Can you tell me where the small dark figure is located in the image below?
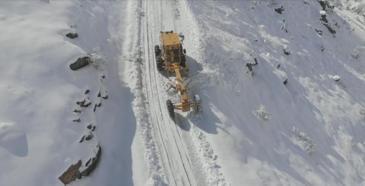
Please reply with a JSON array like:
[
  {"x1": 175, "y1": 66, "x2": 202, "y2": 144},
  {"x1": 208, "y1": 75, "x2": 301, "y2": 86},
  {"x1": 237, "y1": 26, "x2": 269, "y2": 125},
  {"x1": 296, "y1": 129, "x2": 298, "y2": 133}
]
[{"x1": 274, "y1": 6, "x2": 285, "y2": 14}]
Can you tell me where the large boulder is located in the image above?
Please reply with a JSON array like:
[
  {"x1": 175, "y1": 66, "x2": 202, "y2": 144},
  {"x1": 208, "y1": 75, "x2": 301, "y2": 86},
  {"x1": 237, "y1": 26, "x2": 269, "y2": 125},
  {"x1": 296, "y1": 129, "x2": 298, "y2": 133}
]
[{"x1": 69, "y1": 56, "x2": 91, "y2": 71}]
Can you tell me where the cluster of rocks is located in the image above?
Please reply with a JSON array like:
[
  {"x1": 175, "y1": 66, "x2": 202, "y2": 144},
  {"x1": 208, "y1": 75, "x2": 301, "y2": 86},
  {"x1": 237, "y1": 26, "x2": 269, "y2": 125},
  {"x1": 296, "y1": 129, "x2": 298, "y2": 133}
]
[{"x1": 60, "y1": 41, "x2": 110, "y2": 184}]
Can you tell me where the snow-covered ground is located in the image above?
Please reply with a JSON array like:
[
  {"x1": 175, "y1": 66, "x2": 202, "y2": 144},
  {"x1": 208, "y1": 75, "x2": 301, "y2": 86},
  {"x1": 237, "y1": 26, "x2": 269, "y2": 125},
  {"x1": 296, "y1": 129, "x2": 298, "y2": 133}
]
[
  {"x1": 186, "y1": 0, "x2": 365, "y2": 185},
  {"x1": 0, "y1": 1, "x2": 139, "y2": 185},
  {"x1": 1, "y1": 0, "x2": 365, "y2": 185}
]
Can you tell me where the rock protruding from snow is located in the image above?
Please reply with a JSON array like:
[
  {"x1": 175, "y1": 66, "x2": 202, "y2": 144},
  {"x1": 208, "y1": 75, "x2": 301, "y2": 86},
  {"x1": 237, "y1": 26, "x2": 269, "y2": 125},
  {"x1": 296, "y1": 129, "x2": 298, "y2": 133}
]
[
  {"x1": 66, "y1": 32, "x2": 78, "y2": 39},
  {"x1": 58, "y1": 160, "x2": 82, "y2": 185},
  {"x1": 291, "y1": 127, "x2": 316, "y2": 155},
  {"x1": 70, "y1": 56, "x2": 91, "y2": 71},
  {"x1": 254, "y1": 105, "x2": 271, "y2": 121},
  {"x1": 329, "y1": 74, "x2": 341, "y2": 81}
]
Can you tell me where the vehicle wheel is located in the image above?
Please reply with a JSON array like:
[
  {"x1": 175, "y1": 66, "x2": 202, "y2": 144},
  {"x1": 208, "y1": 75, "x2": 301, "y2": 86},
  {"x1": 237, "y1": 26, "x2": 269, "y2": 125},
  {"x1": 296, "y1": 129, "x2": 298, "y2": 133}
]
[
  {"x1": 157, "y1": 57, "x2": 164, "y2": 71},
  {"x1": 180, "y1": 55, "x2": 186, "y2": 67},
  {"x1": 157, "y1": 62, "x2": 164, "y2": 72},
  {"x1": 166, "y1": 100, "x2": 175, "y2": 120},
  {"x1": 155, "y1": 45, "x2": 161, "y2": 56}
]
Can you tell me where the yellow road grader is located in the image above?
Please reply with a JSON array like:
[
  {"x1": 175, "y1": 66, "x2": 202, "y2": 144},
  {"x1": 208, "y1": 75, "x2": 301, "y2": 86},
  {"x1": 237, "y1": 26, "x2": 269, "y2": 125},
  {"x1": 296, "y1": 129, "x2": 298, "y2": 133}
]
[{"x1": 155, "y1": 31, "x2": 200, "y2": 120}]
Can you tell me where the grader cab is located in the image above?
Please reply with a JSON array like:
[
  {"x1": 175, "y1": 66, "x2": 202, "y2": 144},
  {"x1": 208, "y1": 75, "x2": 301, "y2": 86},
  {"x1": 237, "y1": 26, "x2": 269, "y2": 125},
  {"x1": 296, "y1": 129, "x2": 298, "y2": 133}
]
[
  {"x1": 155, "y1": 31, "x2": 187, "y2": 75},
  {"x1": 155, "y1": 31, "x2": 200, "y2": 121}
]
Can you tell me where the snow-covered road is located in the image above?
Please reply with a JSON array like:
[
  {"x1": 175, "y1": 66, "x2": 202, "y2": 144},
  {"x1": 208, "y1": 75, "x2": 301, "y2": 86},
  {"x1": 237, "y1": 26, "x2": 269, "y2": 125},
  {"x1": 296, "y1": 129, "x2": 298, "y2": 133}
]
[{"x1": 140, "y1": 0, "x2": 201, "y2": 185}]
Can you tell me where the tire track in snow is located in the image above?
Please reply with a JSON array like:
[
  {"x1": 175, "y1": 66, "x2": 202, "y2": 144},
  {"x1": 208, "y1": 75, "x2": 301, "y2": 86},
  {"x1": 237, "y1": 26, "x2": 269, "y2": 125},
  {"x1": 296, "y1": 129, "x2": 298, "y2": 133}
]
[{"x1": 122, "y1": 0, "x2": 168, "y2": 184}]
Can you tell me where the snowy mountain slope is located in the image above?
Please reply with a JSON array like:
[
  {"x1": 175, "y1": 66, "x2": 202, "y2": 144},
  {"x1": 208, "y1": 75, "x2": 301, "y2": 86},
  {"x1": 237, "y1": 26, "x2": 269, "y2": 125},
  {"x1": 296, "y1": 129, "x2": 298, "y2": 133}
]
[
  {"x1": 1, "y1": 0, "x2": 365, "y2": 185},
  {"x1": 185, "y1": 0, "x2": 365, "y2": 185},
  {"x1": 0, "y1": 1, "x2": 140, "y2": 186}
]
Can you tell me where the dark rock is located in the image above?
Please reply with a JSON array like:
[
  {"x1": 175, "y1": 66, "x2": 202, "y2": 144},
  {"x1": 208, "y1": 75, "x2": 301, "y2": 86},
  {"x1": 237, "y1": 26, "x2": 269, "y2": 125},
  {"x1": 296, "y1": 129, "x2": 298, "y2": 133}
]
[
  {"x1": 77, "y1": 99, "x2": 91, "y2": 107},
  {"x1": 80, "y1": 101, "x2": 91, "y2": 108},
  {"x1": 318, "y1": 0, "x2": 333, "y2": 10},
  {"x1": 246, "y1": 59, "x2": 258, "y2": 72},
  {"x1": 102, "y1": 95, "x2": 109, "y2": 100},
  {"x1": 87, "y1": 124, "x2": 92, "y2": 130},
  {"x1": 79, "y1": 136, "x2": 85, "y2": 143},
  {"x1": 93, "y1": 102, "x2": 102, "y2": 112},
  {"x1": 73, "y1": 109, "x2": 81, "y2": 113},
  {"x1": 84, "y1": 89, "x2": 90, "y2": 94},
  {"x1": 66, "y1": 32, "x2": 78, "y2": 39},
  {"x1": 70, "y1": 56, "x2": 91, "y2": 71},
  {"x1": 319, "y1": 0, "x2": 326, "y2": 10},
  {"x1": 73, "y1": 118, "x2": 81, "y2": 123},
  {"x1": 321, "y1": 46, "x2": 325, "y2": 52},
  {"x1": 274, "y1": 6, "x2": 284, "y2": 14},
  {"x1": 58, "y1": 160, "x2": 82, "y2": 185},
  {"x1": 97, "y1": 92, "x2": 101, "y2": 97},
  {"x1": 320, "y1": 14, "x2": 328, "y2": 23},
  {"x1": 283, "y1": 79, "x2": 288, "y2": 85},
  {"x1": 85, "y1": 158, "x2": 92, "y2": 167},
  {"x1": 80, "y1": 144, "x2": 102, "y2": 177},
  {"x1": 91, "y1": 126, "x2": 96, "y2": 131},
  {"x1": 85, "y1": 132, "x2": 93, "y2": 141},
  {"x1": 315, "y1": 29, "x2": 323, "y2": 35},
  {"x1": 283, "y1": 49, "x2": 290, "y2": 55},
  {"x1": 76, "y1": 100, "x2": 85, "y2": 106}
]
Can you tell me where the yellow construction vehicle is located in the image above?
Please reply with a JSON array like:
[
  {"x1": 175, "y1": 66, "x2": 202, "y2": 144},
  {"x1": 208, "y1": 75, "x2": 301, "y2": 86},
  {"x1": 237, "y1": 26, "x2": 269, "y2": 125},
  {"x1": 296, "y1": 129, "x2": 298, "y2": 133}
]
[
  {"x1": 155, "y1": 31, "x2": 200, "y2": 120},
  {"x1": 155, "y1": 31, "x2": 188, "y2": 75}
]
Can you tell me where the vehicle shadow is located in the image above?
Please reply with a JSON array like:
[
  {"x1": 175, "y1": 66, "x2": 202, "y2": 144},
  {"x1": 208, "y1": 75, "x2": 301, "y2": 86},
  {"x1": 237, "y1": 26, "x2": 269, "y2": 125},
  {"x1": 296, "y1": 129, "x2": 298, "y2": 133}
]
[{"x1": 174, "y1": 113, "x2": 191, "y2": 131}]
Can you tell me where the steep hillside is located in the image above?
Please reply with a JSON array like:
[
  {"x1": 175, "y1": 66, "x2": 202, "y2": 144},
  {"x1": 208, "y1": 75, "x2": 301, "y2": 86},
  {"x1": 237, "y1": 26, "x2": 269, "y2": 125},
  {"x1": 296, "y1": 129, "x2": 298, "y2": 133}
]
[
  {"x1": 186, "y1": 0, "x2": 365, "y2": 185},
  {"x1": 0, "y1": 1, "x2": 140, "y2": 185}
]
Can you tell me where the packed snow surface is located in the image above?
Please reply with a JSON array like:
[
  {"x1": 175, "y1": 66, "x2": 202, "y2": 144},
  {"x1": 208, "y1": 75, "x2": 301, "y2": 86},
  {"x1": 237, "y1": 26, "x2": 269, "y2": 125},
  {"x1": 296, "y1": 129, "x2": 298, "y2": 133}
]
[{"x1": 0, "y1": 0, "x2": 365, "y2": 186}]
